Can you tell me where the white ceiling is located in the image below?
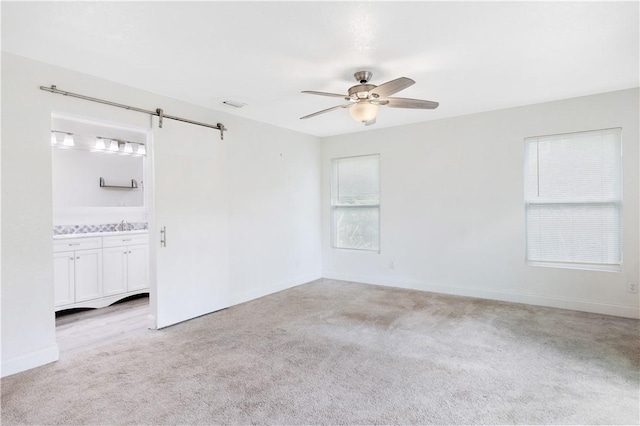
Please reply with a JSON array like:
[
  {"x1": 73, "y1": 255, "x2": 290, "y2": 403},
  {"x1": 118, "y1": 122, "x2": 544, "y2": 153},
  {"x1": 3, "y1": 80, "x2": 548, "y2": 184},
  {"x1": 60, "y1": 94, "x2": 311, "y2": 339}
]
[{"x1": 2, "y1": 1, "x2": 638, "y2": 137}]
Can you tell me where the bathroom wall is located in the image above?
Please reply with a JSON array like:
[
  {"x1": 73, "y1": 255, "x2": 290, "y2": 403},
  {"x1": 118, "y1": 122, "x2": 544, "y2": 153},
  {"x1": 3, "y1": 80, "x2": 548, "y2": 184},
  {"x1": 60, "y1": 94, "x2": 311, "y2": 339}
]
[
  {"x1": 51, "y1": 116, "x2": 147, "y2": 225},
  {"x1": 52, "y1": 149, "x2": 143, "y2": 206}
]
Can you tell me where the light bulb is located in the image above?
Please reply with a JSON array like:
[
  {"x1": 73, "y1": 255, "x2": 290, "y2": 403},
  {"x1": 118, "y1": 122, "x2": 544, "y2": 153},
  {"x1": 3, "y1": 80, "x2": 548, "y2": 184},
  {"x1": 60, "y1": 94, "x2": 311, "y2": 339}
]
[
  {"x1": 349, "y1": 102, "x2": 379, "y2": 123},
  {"x1": 95, "y1": 138, "x2": 106, "y2": 150},
  {"x1": 63, "y1": 134, "x2": 75, "y2": 147},
  {"x1": 136, "y1": 144, "x2": 146, "y2": 155},
  {"x1": 50, "y1": 133, "x2": 58, "y2": 146},
  {"x1": 124, "y1": 143, "x2": 133, "y2": 154},
  {"x1": 109, "y1": 140, "x2": 120, "y2": 152}
]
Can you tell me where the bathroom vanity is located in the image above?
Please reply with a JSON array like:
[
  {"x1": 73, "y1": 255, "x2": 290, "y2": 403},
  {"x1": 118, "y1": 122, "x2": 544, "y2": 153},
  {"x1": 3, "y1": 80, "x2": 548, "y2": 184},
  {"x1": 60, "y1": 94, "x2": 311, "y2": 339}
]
[{"x1": 53, "y1": 230, "x2": 149, "y2": 311}]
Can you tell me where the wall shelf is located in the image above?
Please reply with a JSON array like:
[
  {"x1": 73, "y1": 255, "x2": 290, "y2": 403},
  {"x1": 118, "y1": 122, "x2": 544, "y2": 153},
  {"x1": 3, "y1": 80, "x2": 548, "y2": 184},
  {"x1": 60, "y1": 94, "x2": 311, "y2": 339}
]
[{"x1": 99, "y1": 177, "x2": 138, "y2": 189}]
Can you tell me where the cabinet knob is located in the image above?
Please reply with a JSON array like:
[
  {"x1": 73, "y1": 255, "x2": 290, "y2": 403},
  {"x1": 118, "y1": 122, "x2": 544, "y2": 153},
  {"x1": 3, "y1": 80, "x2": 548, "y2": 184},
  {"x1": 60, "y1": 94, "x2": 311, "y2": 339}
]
[
  {"x1": 70, "y1": 257, "x2": 74, "y2": 260},
  {"x1": 76, "y1": 256, "x2": 80, "y2": 259},
  {"x1": 128, "y1": 251, "x2": 132, "y2": 254}
]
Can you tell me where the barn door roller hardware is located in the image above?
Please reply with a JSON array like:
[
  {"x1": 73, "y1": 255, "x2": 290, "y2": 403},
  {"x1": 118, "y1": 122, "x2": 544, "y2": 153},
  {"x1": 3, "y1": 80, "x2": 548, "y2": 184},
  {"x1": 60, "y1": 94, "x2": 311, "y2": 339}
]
[{"x1": 40, "y1": 85, "x2": 227, "y2": 140}]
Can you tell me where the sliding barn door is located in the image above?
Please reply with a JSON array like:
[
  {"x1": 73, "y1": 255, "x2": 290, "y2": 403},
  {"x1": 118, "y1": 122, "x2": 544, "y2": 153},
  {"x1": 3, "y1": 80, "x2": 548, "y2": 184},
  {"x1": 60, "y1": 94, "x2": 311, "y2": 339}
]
[{"x1": 151, "y1": 117, "x2": 230, "y2": 328}]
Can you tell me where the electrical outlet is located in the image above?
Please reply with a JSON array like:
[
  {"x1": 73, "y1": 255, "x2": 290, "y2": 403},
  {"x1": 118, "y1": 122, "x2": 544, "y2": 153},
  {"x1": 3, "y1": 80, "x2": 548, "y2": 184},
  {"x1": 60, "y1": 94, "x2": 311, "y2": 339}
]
[
  {"x1": 389, "y1": 261, "x2": 396, "y2": 269},
  {"x1": 628, "y1": 282, "x2": 638, "y2": 293}
]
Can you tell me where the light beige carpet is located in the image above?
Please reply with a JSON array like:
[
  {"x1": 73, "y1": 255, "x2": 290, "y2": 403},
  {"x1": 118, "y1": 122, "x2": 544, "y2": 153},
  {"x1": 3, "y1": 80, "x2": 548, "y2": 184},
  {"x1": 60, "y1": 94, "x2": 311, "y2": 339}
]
[{"x1": 2, "y1": 279, "x2": 639, "y2": 425}]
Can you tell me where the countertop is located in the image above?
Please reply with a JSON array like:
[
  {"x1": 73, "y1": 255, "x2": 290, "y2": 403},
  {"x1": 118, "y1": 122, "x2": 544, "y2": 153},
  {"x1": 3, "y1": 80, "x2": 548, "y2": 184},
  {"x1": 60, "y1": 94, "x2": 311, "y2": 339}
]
[{"x1": 53, "y1": 230, "x2": 148, "y2": 240}]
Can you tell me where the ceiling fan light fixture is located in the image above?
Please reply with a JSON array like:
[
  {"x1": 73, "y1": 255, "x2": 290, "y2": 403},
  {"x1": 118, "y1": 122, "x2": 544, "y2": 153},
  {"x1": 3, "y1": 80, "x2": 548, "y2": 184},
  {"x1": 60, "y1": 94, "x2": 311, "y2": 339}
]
[
  {"x1": 349, "y1": 102, "x2": 379, "y2": 123},
  {"x1": 301, "y1": 71, "x2": 437, "y2": 125}
]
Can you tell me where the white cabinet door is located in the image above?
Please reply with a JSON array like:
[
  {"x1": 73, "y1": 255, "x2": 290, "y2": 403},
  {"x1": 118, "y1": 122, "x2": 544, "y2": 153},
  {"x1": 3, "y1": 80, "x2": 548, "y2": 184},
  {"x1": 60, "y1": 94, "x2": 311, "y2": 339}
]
[
  {"x1": 127, "y1": 244, "x2": 148, "y2": 291},
  {"x1": 103, "y1": 246, "x2": 127, "y2": 296},
  {"x1": 74, "y1": 249, "x2": 103, "y2": 302},
  {"x1": 53, "y1": 252, "x2": 74, "y2": 307}
]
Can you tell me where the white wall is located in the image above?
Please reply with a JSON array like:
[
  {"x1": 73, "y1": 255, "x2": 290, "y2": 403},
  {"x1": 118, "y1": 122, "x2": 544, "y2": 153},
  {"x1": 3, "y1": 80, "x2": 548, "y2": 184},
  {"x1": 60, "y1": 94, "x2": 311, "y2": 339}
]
[
  {"x1": 225, "y1": 114, "x2": 323, "y2": 303},
  {"x1": 322, "y1": 88, "x2": 640, "y2": 319},
  {"x1": 1, "y1": 53, "x2": 322, "y2": 376}
]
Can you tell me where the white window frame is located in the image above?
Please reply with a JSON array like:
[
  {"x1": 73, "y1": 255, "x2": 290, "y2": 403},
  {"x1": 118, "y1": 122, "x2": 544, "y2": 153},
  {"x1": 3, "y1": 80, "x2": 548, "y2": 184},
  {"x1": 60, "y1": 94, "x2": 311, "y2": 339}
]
[
  {"x1": 331, "y1": 154, "x2": 381, "y2": 253},
  {"x1": 524, "y1": 128, "x2": 623, "y2": 272}
]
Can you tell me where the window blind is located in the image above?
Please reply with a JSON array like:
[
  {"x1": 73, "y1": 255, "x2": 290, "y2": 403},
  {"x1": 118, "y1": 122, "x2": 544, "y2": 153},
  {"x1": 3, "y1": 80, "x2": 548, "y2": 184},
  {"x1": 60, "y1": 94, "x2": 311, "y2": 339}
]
[
  {"x1": 331, "y1": 155, "x2": 380, "y2": 251},
  {"x1": 524, "y1": 128, "x2": 622, "y2": 268}
]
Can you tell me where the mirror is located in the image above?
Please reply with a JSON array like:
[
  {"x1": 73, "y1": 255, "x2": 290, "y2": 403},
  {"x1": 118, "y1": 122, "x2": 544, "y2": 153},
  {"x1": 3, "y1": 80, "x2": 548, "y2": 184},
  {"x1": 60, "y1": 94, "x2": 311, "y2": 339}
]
[{"x1": 51, "y1": 116, "x2": 147, "y2": 209}]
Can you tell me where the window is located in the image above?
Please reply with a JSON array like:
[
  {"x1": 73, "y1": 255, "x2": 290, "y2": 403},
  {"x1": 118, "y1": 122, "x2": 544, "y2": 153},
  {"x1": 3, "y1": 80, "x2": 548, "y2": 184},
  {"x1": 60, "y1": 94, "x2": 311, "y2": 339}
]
[
  {"x1": 331, "y1": 154, "x2": 380, "y2": 251},
  {"x1": 524, "y1": 128, "x2": 622, "y2": 271}
]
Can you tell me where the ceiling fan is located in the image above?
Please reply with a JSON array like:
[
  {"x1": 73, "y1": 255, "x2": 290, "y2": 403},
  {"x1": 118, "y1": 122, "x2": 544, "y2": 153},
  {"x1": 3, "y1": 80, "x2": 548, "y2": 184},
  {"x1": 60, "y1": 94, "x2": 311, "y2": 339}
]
[{"x1": 300, "y1": 71, "x2": 439, "y2": 126}]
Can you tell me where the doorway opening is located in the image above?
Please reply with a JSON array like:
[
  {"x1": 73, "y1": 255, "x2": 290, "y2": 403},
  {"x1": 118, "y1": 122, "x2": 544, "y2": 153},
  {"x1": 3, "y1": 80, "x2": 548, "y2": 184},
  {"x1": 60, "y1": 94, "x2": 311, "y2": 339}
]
[{"x1": 50, "y1": 113, "x2": 154, "y2": 357}]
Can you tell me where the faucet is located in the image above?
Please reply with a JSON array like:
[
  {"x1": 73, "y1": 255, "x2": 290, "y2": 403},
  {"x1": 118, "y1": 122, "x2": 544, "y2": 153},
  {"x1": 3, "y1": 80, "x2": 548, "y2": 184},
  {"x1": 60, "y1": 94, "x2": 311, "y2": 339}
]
[{"x1": 118, "y1": 219, "x2": 131, "y2": 232}]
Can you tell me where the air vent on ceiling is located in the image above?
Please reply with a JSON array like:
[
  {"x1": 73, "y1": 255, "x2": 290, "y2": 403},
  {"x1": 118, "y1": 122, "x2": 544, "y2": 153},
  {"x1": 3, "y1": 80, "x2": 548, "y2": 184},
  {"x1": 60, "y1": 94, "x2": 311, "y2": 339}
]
[{"x1": 223, "y1": 100, "x2": 246, "y2": 108}]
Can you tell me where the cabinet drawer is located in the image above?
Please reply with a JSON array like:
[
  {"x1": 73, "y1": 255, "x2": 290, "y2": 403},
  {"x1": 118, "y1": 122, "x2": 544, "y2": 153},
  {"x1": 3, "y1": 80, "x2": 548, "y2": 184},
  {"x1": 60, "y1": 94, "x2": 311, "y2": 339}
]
[
  {"x1": 103, "y1": 234, "x2": 149, "y2": 247},
  {"x1": 54, "y1": 237, "x2": 102, "y2": 253}
]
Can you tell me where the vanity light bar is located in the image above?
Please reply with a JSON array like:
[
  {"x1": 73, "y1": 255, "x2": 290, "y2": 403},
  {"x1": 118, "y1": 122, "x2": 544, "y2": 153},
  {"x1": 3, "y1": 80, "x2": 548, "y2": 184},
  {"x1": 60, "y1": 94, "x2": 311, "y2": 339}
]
[
  {"x1": 52, "y1": 130, "x2": 147, "y2": 155},
  {"x1": 95, "y1": 136, "x2": 147, "y2": 155},
  {"x1": 51, "y1": 130, "x2": 74, "y2": 147},
  {"x1": 96, "y1": 136, "x2": 145, "y2": 147}
]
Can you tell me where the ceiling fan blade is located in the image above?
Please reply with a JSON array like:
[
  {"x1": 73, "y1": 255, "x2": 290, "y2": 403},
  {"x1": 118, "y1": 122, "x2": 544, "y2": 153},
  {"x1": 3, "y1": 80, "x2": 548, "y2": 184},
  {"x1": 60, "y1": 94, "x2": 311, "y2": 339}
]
[
  {"x1": 301, "y1": 90, "x2": 348, "y2": 99},
  {"x1": 364, "y1": 117, "x2": 376, "y2": 126},
  {"x1": 300, "y1": 104, "x2": 352, "y2": 120},
  {"x1": 370, "y1": 77, "x2": 415, "y2": 98},
  {"x1": 385, "y1": 97, "x2": 439, "y2": 109}
]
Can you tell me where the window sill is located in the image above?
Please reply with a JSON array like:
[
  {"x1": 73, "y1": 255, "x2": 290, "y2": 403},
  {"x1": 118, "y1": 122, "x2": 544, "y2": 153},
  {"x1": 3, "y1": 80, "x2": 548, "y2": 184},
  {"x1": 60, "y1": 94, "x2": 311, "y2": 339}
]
[{"x1": 526, "y1": 260, "x2": 622, "y2": 273}]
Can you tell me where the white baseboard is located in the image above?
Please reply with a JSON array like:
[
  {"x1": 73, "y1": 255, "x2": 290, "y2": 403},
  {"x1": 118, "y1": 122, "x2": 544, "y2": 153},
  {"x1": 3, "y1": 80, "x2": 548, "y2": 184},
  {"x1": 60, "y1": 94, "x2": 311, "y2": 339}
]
[
  {"x1": 323, "y1": 272, "x2": 640, "y2": 319},
  {"x1": 230, "y1": 272, "x2": 322, "y2": 307},
  {"x1": 1, "y1": 344, "x2": 59, "y2": 378}
]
